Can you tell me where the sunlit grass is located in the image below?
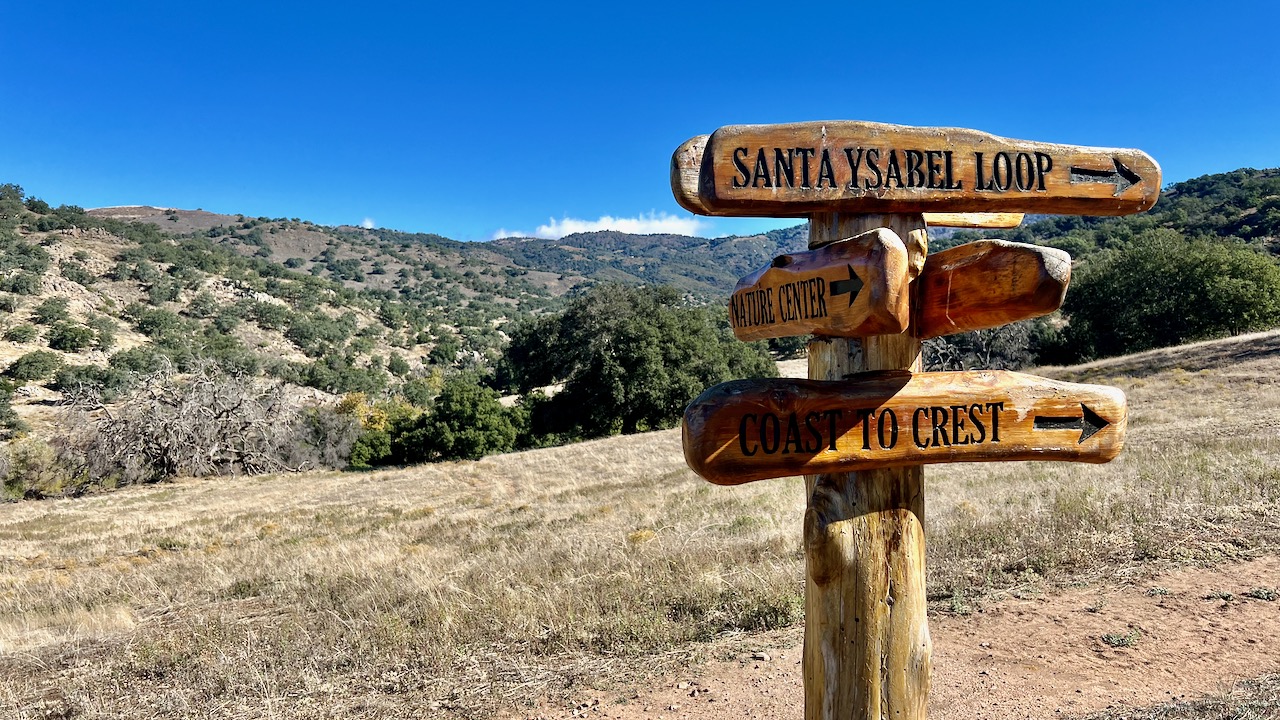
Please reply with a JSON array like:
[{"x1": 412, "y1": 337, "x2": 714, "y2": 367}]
[{"x1": 1, "y1": 331, "x2": 1279, "y2": 718}]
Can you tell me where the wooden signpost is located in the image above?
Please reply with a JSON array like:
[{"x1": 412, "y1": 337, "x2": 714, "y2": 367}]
[{"x1": 672, "y1": 119, "x2": 1159, "y2": 720}]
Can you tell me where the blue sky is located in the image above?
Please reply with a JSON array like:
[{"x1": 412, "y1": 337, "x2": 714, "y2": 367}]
[{"x1": 2, "y1": 2, "x2": 1278, "y2": 241}]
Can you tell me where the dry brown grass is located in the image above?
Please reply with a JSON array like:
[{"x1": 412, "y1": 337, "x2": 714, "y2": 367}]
[
  {"x1": 1080, "y1": 674, "x2": 1280, "y2": 719},
  {"x1": 2, "y1": 331, "x2": 1280, "y2": 718}
]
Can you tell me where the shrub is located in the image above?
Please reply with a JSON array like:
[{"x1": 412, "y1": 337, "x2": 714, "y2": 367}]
[
  {"x1": 6, "y1": 350, "x2": 64, "y2": 381},
  {"x1": 46, "y1": 322, "x2": 95, "y2": 352},
  {"x1": 1, "y1": 271, "x2": 42, "y2": 295},
  {"x1": 187, "y1": 290, "x2": 218, "y2": 319},
  {"x1": 87, "y1": 314, "x2": 117, "y2": 350},
  {"x1": 32, "y1": 296, "x2": 69, "y2": 324},
  {"x1": 4, "y1": 324, "x2": 38, "y2": 343},
  {"x1": 60, "y1": 261, "x2": 97, "y2": 286},
  {"x1": 387, "y1": 354, "x2": 411, "y2": 376},
  {"x1": 3, "y1": 437, "x2": 70, "y2": 499},
  {"x1": 53, "y1": 364, "x2": 135, "y2": 403}
]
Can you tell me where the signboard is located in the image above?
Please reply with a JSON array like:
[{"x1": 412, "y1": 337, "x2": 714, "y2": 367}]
[
  {"x1": 674, "y1": 121, "x2": 1161, "y2": 217},
  {"x1": 682, "y1": 370, "x2": 1126, "y2": 485},
  {"x1": 729, "y1": 228, "x2": 910, "y2": 341},
  {"x1": 672, "y1": 135, "x2": 1026, "y2": 227},
  {"x1": 915, "y1": 240, "x2": 1071, "y2": 339}
]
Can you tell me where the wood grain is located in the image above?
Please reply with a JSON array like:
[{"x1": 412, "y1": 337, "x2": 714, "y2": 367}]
[
  {"x1": 681, "y1": 370, "x2": 1127, "y2": 486},
  {"x1": 915, "y1": 239, "x2": 1071, "y2": 339},
  {"x1": 678, "y1": 122, "x2": 1161, "y2": 217},
  {"x1": 803, "y1": 213, "x2": 929, "y2": 720},
  {"x1": 729, "y1": 227, "x2": 909, "y2": 341},
  {"x1": 923, "y1": 212, "x2": 1024, "y2": 229}
]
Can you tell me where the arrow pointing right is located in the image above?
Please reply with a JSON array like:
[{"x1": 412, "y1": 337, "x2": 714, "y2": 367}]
[
  {"x1": 1069, "y1": 158, "x2": 1142, "y2": 196},
  {"x1": 1033, "y1": 403, "x2": 1111, "y2": 443},
  {"x1": 828, "y1": 264, "x2": 864, "y2": 308}
]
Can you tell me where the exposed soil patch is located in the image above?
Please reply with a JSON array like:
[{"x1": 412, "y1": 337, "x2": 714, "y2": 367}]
[{"x1": 505, "y1": 556, "x2": 1280, "y2": 720}]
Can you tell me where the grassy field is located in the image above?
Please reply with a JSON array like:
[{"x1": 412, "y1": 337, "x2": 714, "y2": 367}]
[{"x1": 2, "y1": 331, "x2": 1279, "y2": 718}]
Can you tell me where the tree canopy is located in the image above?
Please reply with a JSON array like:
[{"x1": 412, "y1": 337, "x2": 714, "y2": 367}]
[
  {"x1": 1062, "y1": 229, "x2": 1280, "y2": 360},
  {"x1": 498, "y1": 283, "x2": 776, "y2": 439}
]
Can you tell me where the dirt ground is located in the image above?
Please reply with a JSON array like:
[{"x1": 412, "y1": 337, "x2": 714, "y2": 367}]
[{"x1": 504, "y1": 556, "x2": 1280, "y2": 720}]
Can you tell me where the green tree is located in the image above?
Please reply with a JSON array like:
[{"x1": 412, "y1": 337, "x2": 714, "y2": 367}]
[
  {"x1": 497, "y1": 284, "x2": 776, "y2": 440},
  {"x1": 1063, "y1": 230, "x2": 1280, "y2": 360},
  {"x1": 397, "y1": 372, "x2": 516, "y2": 462}
]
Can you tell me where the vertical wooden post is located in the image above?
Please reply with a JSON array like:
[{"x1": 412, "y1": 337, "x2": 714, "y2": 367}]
[{"x1": 804, "y1": 212, "x2": 931, "y2": 720}]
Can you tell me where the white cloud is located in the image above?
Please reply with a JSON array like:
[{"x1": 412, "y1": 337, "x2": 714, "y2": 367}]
[
  {"x1": 360, "y1": 217, "x2": 376, "y2": 229},
  {"x1": 490, "y1": 211, "x2": 710, "y2": 241}
]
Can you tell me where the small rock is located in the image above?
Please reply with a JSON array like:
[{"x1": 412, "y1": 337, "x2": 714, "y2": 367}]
[
  {"x1": 752, "y1": 651, "x2": 771, "y2": 661},
  {"x1": 676, "y1": 682, "x2": 689, "y2": 690}
]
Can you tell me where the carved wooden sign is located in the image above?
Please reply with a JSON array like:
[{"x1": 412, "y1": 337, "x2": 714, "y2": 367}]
[
  {"x1": 682, "y1": 370, "x2": 1126, "y2": 485},
  {"x1": 915, "y1": 240, "x2": 1071, "y2": 339},
  {"x1": 730, "y1": 227, "x2": 910, "y2": 341},
  {"x1": 673, "y1": 135, "x2": 1027, "y2": 228},
  {"x1": 672, "y1": 122, "x2": 1161, "y2": 217}
]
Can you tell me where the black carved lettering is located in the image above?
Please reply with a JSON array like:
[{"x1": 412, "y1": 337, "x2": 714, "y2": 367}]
[
  {"x1": 878, "y1": 408, "x2": 898, "y2": 449},
  {"x1": 975, "y1": 151, "x2": 990, "y2": 191},
  {"x1": 739, "y1": 414, "x2": 758, "y2": 456},
  {"x1": 926, "y1": 150, "x2": 943, "y2": 189},
  {"x1": 992, "y1": 152, "x2": 1012, "y2": 192},
  {"x1": 760, "y1": 413, "x2": 780, "y2": 454},
  {"x1": 944, "y1": 150, "x2": 963, "y2": 189},
  {"x1": 783, "y1": 413, "x2": 804, "y2": 454},
  {"x1": 864, "y1": 149, "x2": 882, "y2": 189},
  {"x1": 950, "y1": 404, "x2": 970, "y2": 446},
  {"x1": 968, "y1": 403, "x2": 987, "y2": 444},
  {"x1": 816, "y1": 278, "x2": 827, "y2": 317},
  {"x1": 985, "y1": 401, "x2": 1004, "y2": 442},
  {"x1": 884, "y1": 150, "x2": 903, "y2": 188},
  {"x1": 931, "y1": 406, "x2": 951, "y2": 447},
  {"x1": 817, "y1": 149, "x2": 837, "y2": 188},
  {"x1": 857, "y1": 408, "x2": 875, "y2": 450},
  {"x1": 912, "y1": 407, "x2": 930, "y2": 449},
  {"x1": 1015, "y1": 152, "x2": 1034, "y2": 192},
  {"x1": 823, "y1": 409, "x2": 843, "y2": 451},
  {"x1": 905, "y1": 150, "x2": 925, "y2": 187},
  {"x1": 804, "y1": 412, "x2": 822, "y2": 453},
  {"x1": 844, "y1": 147, "x2": 865, "y2": 189},
  {"x1": 732, "y1": 148, "x2": 750, "y2": 189},
  {"x1": 774, "y1": 148, "x2": 796, "y2": 188},
  {"x1": 752, "y1": 148, "x2": 772, "y2": 188},
  {"x1": 796, "y1": 148, "x2": 816, "y2": 188},
  {"x1": 1035, "y1": 152, "x2": 1052, "y2": 190}
]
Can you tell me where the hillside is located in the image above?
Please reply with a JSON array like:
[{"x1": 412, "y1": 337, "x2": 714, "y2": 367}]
[
  {"x1": 0, "y1": 166, "x2": 1277, "y2": 486},
  {"x1": 941, "y1": 167, "x2": 1280, "y2": 256}
]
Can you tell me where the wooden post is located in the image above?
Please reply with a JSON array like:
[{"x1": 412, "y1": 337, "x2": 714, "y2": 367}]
[{"x1": 804, "y1": 212, "x2": 931, "y2": 720}]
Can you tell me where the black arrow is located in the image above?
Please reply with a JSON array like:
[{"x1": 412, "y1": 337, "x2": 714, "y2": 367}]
[
  {"x1": 1033, "y1": 403, "x2": 1110, "y2": 443},
  {"x1": 828, "y1": 265, "x2": 864, "y2": 307},
  {"x1": 1069, "y1": 158, "x2": 1142, "y2": 196}
]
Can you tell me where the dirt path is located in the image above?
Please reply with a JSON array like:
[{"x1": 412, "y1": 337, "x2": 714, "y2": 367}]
[{"x1": 508, "y1": 556, "x2": 1280, "y2": 719}]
